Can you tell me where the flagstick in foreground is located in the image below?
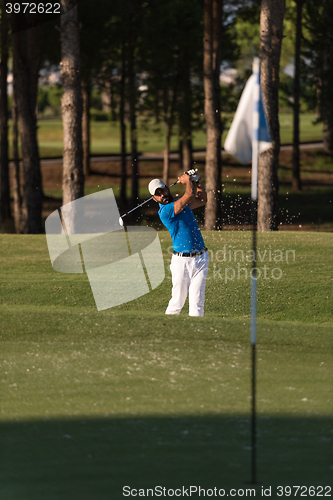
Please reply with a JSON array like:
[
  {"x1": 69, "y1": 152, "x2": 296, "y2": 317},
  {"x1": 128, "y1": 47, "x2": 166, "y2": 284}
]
[
  {"x1": 224, "y1": 56, "x2": 272, "y2": 484},
  {"x1": 250, "y1": 57, "x2": 260, "y2": 485}
]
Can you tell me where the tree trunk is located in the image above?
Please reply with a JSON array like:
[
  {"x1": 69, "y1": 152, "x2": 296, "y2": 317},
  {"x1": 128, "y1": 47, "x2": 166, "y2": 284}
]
[
  {"x1": 163, "y1": 123, "x2": 172, "y2": 185},
  {"x1": 60, "y1": 0, "x2": 84, "y2": 228},
  {"x1": 128, "y1": 33, "x2": 139, "y2": 205},
  {"x1": 162, "y1": 77, "x2": 178, "y2": 185},
  {"x1": 82, "y1": 81, "x2": 90, "y2": 177},
  {"x1": 11, "y1": 18, "x2": 42, "y2": 234},
  {"x1": 130, "y1": 112, "x2": 139, "y2": 206},
  {"x1": 292, "y1": 0, "x2": 302, "y2": 191},
  {"x1": 322, "y1": 34, "x2": 333, "y2": 154},
  {"x1": 179, "y1": 139, "x2": 183, "y2": 171},
  {"x1": 110, "y1": 79, "x2": 117, "y2": 122},
  {"x1": 101, "y1": 81, "x2": 111, "y2": 111},
  {"x1": 119, "y1": 40, "x2": 127, "y2": 205},
  {"x1": 203, "y1": 0, "x2": 223, "y2": 230},
  {"x1": 182, "y1": 138, "x2": 192, "y2": 172},
  {"x1": 258, "y1": 0, "x2": 285, "y2": 231},
  {"x1": 323, "y1": 122, "x2": 333, "y2": 154},
  {"x1": 162, "y1": 128, "x2": 171, "y2": 186},
  {"x1": 0, "y1": 7, "x2": 11, "y2": 221},
  {"x1": 315, "y1": 75, "x2": 321, "y2": 121},
  {"x1": 11, "y1": 84, "x2": 22, "y2": 233},
  {"x1": 179, "y1": 63, "x2": 193, "y2": 172}
]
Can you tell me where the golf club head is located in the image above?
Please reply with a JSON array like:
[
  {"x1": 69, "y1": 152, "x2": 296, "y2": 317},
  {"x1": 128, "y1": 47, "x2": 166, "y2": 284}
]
[{"x1": 119, "y1": 216, "x2": 124, "y2": 227}]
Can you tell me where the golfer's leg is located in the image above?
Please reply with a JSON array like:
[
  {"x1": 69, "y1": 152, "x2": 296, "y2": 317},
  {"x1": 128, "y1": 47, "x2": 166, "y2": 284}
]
[
  {"x1": 165, "y1": 256, "x2": 190, "y2": 315},
  {"x1": 188, "y1": 252, "x2": 209, "y2": 317}
]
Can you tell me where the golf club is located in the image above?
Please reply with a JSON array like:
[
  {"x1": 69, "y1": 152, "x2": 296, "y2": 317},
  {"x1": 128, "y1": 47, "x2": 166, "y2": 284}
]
[
  {"x1": 118, "y1": 169, "x2": 199, "y2": 226},
  {"x1": 118, "y1": 180, "x2": 178, "y2": 227}
]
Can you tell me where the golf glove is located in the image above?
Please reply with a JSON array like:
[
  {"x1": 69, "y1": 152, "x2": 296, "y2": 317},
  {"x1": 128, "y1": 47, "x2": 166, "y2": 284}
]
[{"x1": 186, "y1": 169, "x2": 201, "y2": 183}]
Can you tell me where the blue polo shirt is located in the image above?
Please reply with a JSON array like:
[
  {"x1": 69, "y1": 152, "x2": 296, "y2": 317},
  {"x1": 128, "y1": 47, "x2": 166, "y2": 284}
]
[{"x1": 158, "y1": 201, "x2": 205, "y2": 253}]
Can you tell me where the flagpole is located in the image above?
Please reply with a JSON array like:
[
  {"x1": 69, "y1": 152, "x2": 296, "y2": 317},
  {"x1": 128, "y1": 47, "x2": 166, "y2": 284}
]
[
  {"x1": 250, "y1": 56, "x2": 260, "y2": 485},
  {"x1": 223, "y1": 55, "x2": 272, "y2": 485}
]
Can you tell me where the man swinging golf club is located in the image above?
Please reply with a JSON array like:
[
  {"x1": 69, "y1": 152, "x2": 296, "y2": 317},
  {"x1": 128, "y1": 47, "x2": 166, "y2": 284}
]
[{"x1": 149, "y1": 171, "x2": 209, "y2": 317}]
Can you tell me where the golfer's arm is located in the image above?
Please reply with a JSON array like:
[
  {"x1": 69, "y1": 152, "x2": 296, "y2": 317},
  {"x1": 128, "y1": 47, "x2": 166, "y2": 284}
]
[
  {"x1": 189, "y1": 181, "x2": 207, "y2": 209},
  {"x1": 174, "y1": 181, "x2": 195, "y2": 215}
]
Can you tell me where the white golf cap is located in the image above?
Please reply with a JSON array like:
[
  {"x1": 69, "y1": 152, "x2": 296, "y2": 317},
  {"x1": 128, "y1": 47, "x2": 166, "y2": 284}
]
[{"x1": 148, "y1": 179, "x2": 166, "y2": 196}]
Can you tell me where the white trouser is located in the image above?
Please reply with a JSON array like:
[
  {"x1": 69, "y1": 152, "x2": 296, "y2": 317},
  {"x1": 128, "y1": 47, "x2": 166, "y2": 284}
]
[{"x1": 165, "y1": 251, "x2": 209, "y2": 317}]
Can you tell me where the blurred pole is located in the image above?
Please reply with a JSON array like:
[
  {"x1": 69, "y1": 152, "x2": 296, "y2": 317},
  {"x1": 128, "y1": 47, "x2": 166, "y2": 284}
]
[{"x1": 250, "y1": 57, "x2": 260, "y2": 485}]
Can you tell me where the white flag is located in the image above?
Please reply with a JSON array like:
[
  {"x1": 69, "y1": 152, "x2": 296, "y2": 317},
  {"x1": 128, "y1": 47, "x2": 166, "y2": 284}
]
[{"x1": 224, "y1": 73, "x2": 272, "y2": 164}]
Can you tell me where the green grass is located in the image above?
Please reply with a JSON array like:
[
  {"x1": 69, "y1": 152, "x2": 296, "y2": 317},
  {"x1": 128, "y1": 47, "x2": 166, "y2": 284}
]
[
  {"x1": 299, "y1": 149, "x2": 333, "y2": 173},
  {"x1": 8, "y1": 113, "x2": 324, "y2": 158},
  {"x1": 279, "y1": 112, "x2": 323, "y2": 144},
  {"x1": 0, "y1": 232, "x2": 332, "y2": 498}
]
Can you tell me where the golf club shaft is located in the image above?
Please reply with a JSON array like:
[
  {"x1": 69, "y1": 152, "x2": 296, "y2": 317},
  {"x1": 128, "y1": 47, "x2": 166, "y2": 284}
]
[{"x1": 120, "y1": 180, "x2": 178, "y2": 220}]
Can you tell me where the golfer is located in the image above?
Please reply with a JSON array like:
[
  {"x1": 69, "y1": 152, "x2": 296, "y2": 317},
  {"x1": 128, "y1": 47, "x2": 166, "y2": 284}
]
[{"x1": 148, "y1": 173, "x2": 209, "y2": 317}]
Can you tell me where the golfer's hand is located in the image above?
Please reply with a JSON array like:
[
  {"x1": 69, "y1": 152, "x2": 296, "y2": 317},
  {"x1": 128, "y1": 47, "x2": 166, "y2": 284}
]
[{"x1": 178, "y1": 173, "x2": 192, "y2": 185}]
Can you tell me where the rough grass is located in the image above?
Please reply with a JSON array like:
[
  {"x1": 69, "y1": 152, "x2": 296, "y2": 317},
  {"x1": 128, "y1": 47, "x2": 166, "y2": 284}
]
[{"x1": 0, "y1": 232, "x2": 332, "y2": 498}]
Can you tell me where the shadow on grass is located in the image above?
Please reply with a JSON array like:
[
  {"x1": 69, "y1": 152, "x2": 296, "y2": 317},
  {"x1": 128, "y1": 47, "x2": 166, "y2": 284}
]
[{"x1": 1, "y1": 415, "x2": 332, "y2": 499}]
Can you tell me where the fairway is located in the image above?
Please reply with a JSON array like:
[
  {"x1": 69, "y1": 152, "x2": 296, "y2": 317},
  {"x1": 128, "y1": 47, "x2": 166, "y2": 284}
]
[
  {"x1": 8, "y1": 113, "x2": 324, "y2": 158},
  {"x1": 0, "y1": 232, "x2": 332, "y2": 499}
]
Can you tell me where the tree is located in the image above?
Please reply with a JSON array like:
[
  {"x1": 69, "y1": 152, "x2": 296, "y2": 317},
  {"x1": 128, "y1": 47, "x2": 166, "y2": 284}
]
[
  {"x1": 0, "y1": 2, "x2": 11, "y2": 222},
  {"x1": 9, "y1": 2, "x2": 60, "y2": 234},
  {"x1": 79, "y1": 0, "x2": 116, "y2": 180},
  {"x1": 81, "y1": 80, "x2": 90, "y2": 177},
  {"x1": 177, "y1": 0, "x2": 206, "y2": 173},
  {"x1": 141, "y1": 0, "x2": 182, "y2": 185},
  {"x1": 98, "y1": 3, "x2": 130, "y2": 207},
  {"x1": 292, "y1": 0, "x2": 303, "y2": 191},
  {"x1": 162, "y1": 67, "x2": 179, "y2": 185},
  {"x1": 123, "y1": 0, "x2": 143, "y2": 205},
  {"x1": 232, "y1": 1, "x2": 261, "y2": 80},
  {"x1": 11, "y1": 83, "x2": 22, "y2": 233},
  {"x1": 178, "y1": 63, "x2": 193, "y2": 172},
  {"x1": 89, "y1": 0, "x2": 142, "y2": 207},
  {"x1": 119, "y1": 38, "x2": 127, "y2": 205},
  {"x1": 258, "y1": 0, "x2": 286, "y2": 231},
  {"x1": 203, "y1": 0, "x2": 223, "y2": 230},
  {"x1": 60, "y1": 0, "x2": 84, "y2": 221},
  {"x1": 304, "y1": 0, "x2": 333, "y2": 155},
  {"x1": 139, "y1": 0, "x2": 205, "y2": 186},
  {"x1": 11, "y1": 14, "x2": 43, "y2": 234},
  {"x1": 128, "y1": 36, "x2": 139, "y2": 205}
]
